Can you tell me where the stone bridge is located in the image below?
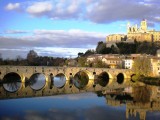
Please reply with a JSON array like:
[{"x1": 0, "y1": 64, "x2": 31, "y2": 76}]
[
  {"x1": 0, "y1": 65, "x2": 135, "y2": 99},
  {"x1": 0, "y1": 65, "x2": 133, "y2": 82}
]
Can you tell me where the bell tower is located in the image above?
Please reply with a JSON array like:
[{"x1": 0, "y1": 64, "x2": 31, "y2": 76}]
[
  {"x1": 140, "y1": 19, "x2": 147, "y2": 32},
  {"x1": 127, "y1": 22, "x2": 131, "y2": 33}
]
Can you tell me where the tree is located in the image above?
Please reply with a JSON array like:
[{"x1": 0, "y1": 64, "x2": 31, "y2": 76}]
[
  {"x1": 84, "y1": 49, "x2": 95, "y2": 56},
  {"x1": 78, "y1": 57, "x2": 87, "y2": 67},
  {"x1": 136, "y1": 41, "x2": 159, "y2": 55},
  {"x1": 16, "y1": 55, "x2": 23, "y2": 61},
  {"x1": 93, "y1": 58, "x2": 107, "y2": 68},
  {"x1": 96, "y1": 41, "x2": 119, "y2": 54},
  {"x1": 0, "y1": 53, "x2": 2, "y2": 65},
  {"x1": 27, "y1": 50, "x2": 38, "y2": 65},
  {"x1": 116, "y1": 42, "x2": 136, "y2": 54},
  {"x1": 78, "y1": 52, "x2": 84, "y2": 57},
  {"x1": 0, "y1": 53, "x2": 2, "y2": 61},
  {"x1": 110, "y1": 45, "x2": 119, "y2": 54},
  {"x1": 96, "y1": 41, "x2": 107, "y2": 54},
  {"x1": 133, "y1": 86, "x2": 151, "y2": 103},
  {"x1": 132, "y1": 56, "x2": 152, "y2": 79}
]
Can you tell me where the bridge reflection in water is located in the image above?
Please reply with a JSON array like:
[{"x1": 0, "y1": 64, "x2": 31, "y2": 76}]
[
  {"x1": 0, "y1": 71, "x2": 133, "y2": 99},
  {"x1": 1, "y1": 78, "x2": 160, "y2": 120},
  {"x1": 0, "y1": 66, "x2": 160, "y2": 120},
  {"x1": 0, "y1": 66, "x2": 134, "y2": 98}
]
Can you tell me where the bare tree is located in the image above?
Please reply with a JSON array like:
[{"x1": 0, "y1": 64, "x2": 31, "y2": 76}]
[
  {"x1": 16, "y1": 55, "x2": 23, "y2": 61},
  {"x1": 0, "y1": 53, "x2": 2, "y2": 61},
  {"x1": 27, "y1": 50, "x2": 38, "y2": 64}
]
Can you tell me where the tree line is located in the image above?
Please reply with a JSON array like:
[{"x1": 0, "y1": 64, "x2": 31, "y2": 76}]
[
  {"x1": 1, "y1": 40, "x2": 160, "y2": 67},
  {"x1": 0, "y1": 50, "x2": 66, "y2": 66},
  {"x1": 78, "y1": 41, "x2": 160, "y2": 57},
  {"x1": 99, "y1": 41, "x2": 160, "y2": 55}
]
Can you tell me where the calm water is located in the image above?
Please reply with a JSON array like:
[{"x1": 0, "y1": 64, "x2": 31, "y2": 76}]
[
  {"x1": 0, "y1": 92, "x2": 160, "y2": 120},
  {"x1": 1, "y1": 73, "x2": 160, "y2": 120}
]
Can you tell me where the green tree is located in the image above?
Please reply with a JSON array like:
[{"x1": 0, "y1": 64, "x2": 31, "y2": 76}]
[
  {"x1": 116, "y1": 42, "x2": 136, "y2": 54},
  {"x1": 110, "y1": 45, "x2": 119, "y2": 54},
  {"x1": 84, "y1": 49, "x2": 95, "y2": 56},
  {"x1": 78, "y1": 52, "x2": 84, "y2": 57},
  {"x1": 78, "y1": 57, "x2": 87, "y2": 67},
  {"x1": 132, "y1": 56, "x2": 152, "y2": 79},
  {"x1": 93, "y1": 58, "x2": 107, "y2": 68},
  {"x1": 96, "y1": 41, "x2": 106, "y2": 54},
  {"x1": 136, "y1": 41, "x2": 159, "y2": 55}
]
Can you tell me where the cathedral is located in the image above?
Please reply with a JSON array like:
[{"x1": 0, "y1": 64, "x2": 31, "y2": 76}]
[{"x1": 106, "y1": 20, "x2": 160, "y2": 43}]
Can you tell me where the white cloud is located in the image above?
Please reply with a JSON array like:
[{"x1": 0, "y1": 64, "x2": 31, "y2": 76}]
[
  {"x1": 155, "y1": 17, "x2": 160, "y2": 21},
  {"x1": 67, "y1": 1, "x2": 79, "y2": 14},
  {"x1": 0, "y1": 29, "x2": 105, "y2": 59},
  {"x1": 4, "y1": 0, "x2": 160, "y2": 24},
  {"x1": 5, "y1": 3, "x2": 20, "y2": 10},
  {"x1": 86, "y1": 0, "x2": 160, "y2": 24},
  {"x1": 26, "y1": 2, "x2": 53, "y2": 15}
]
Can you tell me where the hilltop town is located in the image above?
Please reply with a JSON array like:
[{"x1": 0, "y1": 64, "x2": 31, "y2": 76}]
[{"x1": 83, "y1": 20, "x2": 160, "y2": 77}]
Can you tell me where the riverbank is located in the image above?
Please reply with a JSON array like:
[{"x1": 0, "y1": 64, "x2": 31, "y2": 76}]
[{"x1": 139, "y1": 76, "x2": 160, "y2": 86}]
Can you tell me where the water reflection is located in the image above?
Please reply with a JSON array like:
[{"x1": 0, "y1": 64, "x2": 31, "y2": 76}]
[
  {"x1": 73, "y1": 71, "x2": 89, "y2": 89},
  {"x1": 117, "y1": 73, "x2": 124, "y2": 84},
  {"x1": 132, "y1": 85, "x2": 151, "y2": 103},
  {"x1": 54, "y1": 73, "x2": 66, "y2": 88},
  {"x1": 1, "y1": 76, "x2": 160, "y2": 120},
  {"x1": 2, "y1": 72, "x2": 21, "y2": 92},
  {"x1": 97, "y1": 72, "x2": 109, "y2": 87},
  {"x1": 29, "y1": 73, "x2": 46, "y2": 90},
  {"x1": 3, "y1": 82, "x2": 21, "y2": 93},
  {"x1": 1, "y1": 86, "x2": 160, "y2": 120}
]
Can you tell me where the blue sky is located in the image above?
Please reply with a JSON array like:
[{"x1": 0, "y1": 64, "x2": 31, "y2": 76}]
[{"x1": 0, "y1": 0, "x2": 160, "y2": 59}]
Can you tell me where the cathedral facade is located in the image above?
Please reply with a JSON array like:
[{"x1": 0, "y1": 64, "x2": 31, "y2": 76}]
[{"x1": 106, "y1": 20, "x2": 160, "y2": 43}]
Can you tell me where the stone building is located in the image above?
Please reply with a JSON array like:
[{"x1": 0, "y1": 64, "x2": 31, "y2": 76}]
[
  {"x1": 106, "y1": 34, "x2": 126, "y2": 43},
  {"x1": 106, "y1": 19, "x2": 160, "y2": 43}
]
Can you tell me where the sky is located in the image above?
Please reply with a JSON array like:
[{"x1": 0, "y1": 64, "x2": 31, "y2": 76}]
[{"x1": 0, "y1": 0, "x2": 160, "y2": 59}]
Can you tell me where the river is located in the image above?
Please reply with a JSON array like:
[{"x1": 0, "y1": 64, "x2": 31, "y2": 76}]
[{"x1": 0, "y1": 73, "x2": 160, "y2": 120}]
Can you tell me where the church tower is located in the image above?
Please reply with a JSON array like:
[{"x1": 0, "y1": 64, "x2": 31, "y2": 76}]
[
  {"x1": 127, "y1": 22, "x2": 131, "y2": 33},
  {"x1": 140, "y1": 19, "x2": 147, "y2": 32}
]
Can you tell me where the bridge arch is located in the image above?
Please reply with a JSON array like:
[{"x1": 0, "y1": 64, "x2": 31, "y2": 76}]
[
  {"x1": 72, "y1": 70, "x2": 94, "y2": 80},
  {"x1": 97, "y1": 72, "x2": 110, "y2": 87},
  {"x1": 53, "y1": 73, "x2": 67, "y2": 88},
  {"x1": 2, "y1": 72, "x2": 23, "y2": 82},
  {"x1": 103, "y1": 71, "x2": 113, "y2": 79},
  {"x1": 2, "y1": 72, "x2": 23, "y2": 92},
  {"x1": 73, "y1": 70, "x2": 90, "y2": 89},
  {"x1": 116, "y1": 73, "x2": 127, "y2": 84},
  {"x1": 29, "y1": 73, "x2": 47, "y2": 91},
  {"x1": 130, "y1": 74, "x2": 136, "y2": 82}
]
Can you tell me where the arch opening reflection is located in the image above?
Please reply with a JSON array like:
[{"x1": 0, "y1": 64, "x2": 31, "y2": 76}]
[
  {"x1": 73, "y1": 71, "x2": 89, "y2": 89},
  {"x1": 97, "y1": 72, "x2": 110, "y2": 87},
  {"x1": 117, "y1": 73, "x2": 124, "y2": 84},
  {"x1": 54, "y1": 73, "x2": 66, "y2": 88},
  {"x1": 3, "y1": 72, "x2": 21, "y2": 92},
  {"x1": 29, "y1": 73, "x2": 46, "y2": 90}
]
